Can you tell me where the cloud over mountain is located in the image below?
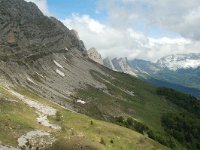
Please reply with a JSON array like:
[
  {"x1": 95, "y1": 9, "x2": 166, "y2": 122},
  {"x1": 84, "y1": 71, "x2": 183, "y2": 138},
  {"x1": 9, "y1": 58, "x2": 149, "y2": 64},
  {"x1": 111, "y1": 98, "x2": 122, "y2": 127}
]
[
  {"x1": 24, "y1": 0, "x2": 200, "y2": 61},
  {"x1": 62, "y1": 14, "x2": 199, "y2": 61}
]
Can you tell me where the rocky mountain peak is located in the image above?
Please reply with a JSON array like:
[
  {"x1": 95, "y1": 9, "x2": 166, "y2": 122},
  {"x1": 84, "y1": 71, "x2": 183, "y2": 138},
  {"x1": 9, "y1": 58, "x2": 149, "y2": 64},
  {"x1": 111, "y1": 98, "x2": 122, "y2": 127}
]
[
  {"x1": 103, "y1": 57, "x2": 137, "y2": 76},
  {"x1": 70, "y1": 29, "x2": 80, "y2": 40},
  {"x1": 87, "y1": 47, "x2": 103, "y2": 64},
  {"x1": 112, "y1": 57, "x2": 137, "y2": 76},
  {"x1": 103, "y1": 57, "x2": 116, "y2": 70},
  {"x1": 0, "y1": 0, "x2": 86, "y2": 62}
]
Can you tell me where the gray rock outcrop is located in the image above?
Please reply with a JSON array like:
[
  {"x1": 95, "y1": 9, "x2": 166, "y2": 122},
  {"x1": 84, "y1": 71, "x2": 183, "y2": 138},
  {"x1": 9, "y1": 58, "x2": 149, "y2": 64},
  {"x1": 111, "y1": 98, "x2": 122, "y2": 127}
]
[
  {"x1": 0, "y1": 0, "x2": 86, "y2": 62},
  {"x1": 103, "y1": 57, "x2": 116, "y2": 70},
  {"x1": 87, "y1": 47, "x2": 103, "y2": 64},
  {"x1": 103, "y1": 57, "x2": 137, "y2": 76}
]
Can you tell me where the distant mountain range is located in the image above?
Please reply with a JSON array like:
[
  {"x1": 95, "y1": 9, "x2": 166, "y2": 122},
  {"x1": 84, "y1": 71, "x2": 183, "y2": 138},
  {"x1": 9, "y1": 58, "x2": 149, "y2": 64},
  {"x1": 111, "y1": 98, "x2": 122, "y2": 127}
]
[
  {"x1": 88, "y1": 49, "x2": 200, "y2": 97},
  {"x1": 157, "y1": 53, "x2": 200, "y2": 70},
  {"x1": 88, "y1": 48, "x2": 138, "y2": 76},
  {"x1": 129, "y1": 53, "x2": 200, "y2": 97}
]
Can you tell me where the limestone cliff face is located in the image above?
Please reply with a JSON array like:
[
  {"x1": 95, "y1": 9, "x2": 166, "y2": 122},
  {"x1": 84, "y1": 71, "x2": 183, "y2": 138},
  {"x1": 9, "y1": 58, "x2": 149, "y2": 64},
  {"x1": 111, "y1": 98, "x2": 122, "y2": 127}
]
[
  {"x1": 0, "y1": 0, "x2": 86, "y2": 62},
  {"x1": 103, "y1": 57, "x2": 137, "y2": 76},
  {"x1": 87, "y1": 47, "x2": 103, "y2": 65},
  {"x1": 103, "y1": 57, "x2": 116, "y2": 70}
]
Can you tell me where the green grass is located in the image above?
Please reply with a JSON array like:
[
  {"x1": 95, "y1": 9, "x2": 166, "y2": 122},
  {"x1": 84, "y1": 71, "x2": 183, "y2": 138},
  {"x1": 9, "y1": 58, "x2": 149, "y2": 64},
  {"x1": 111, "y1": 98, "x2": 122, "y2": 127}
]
[
  {"x1": 0, "y1": 85, "x2": 169, "y2": 150},
  {"x1": 74, "y1": 69, "x2": 192, "y2": 149},
  {"x1": 0, "y1": 65, "x2": 194, "y2": 149},
  {"x1": 0, "y1": 86, "x2": 52, "y2": 146},
  {"x1": 77, "y1": 70, "x2": 182, "y2": 132}
]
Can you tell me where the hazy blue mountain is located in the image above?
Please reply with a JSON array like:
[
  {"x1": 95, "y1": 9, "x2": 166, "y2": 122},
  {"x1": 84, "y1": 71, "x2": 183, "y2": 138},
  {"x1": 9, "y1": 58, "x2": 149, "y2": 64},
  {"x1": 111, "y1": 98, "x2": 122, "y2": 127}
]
[{"x1": 129, "y1": 53, "x2": 200, "y2": 97}]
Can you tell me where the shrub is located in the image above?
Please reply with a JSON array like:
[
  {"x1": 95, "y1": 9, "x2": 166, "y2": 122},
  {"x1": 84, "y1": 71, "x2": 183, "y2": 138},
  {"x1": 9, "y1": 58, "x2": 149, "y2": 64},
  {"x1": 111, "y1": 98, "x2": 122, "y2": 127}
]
[
  {"x1": 114, "y1": 115, "x2": 177, "y2": 149},
  {"x1": 100, "y1": 137, "x2": 106, "y2": 145},
  {"x1": 110, "y1": 139, "x2": 114, "y2": 144},
  {"x1": 90, "y1": 120, "x2": 94, "y2": 125},
  {"x1": 115, "y1": 116, "x2": 124, "y2": 124},
  {"x1": 126, "y1": 117, "x2": 134, "y2": 126},
  {"x1": 56, "y1": 111, "x2": 62, "y2": 121}
]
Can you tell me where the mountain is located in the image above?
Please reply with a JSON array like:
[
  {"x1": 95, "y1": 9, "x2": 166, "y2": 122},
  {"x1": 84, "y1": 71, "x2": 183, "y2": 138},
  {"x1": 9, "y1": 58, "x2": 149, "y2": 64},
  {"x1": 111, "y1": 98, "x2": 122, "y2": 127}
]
[
  {"x1": 103, "y1": 57, "x2": 138, "y2": 76},
  {"x1": 129, "y1": 59, "x2": 161, "y2": 74},
  {"x1": 87, "y1": 51, "x2": 138, "y2": 76},
  {"x1": 0, "y1": 0, "x2": 168, "y2": 149},
  {"x1": 87, "y1": 47, "x2": 103, "y2": 65},
  {"x1": 146, "y1": 77, "x2": 200, "y2": 97},
  {"x1": 0, "y1": 0, "x2": 103, "y2": 103},
  {"x1": 103, "y1": 57, "x2": 116, "y2": 70},
  {"x1": 0, "y1": 0, "x2": 199, "y2": 150},
  {"x1": 157, "y1": 53, "x2": 200, "y2": 70},
  {"x1": 0, "y1": 0, "x2": 85, "y2": 60},
  {"x1": 150, "y1": 67, "x2": 200, "y2": 96},
  {"x1": 128, "y1": 53, "x2": 200, "y2": 73},
  {"x1": 129, "y1": 53, "x2": 200, "y2": 97}
]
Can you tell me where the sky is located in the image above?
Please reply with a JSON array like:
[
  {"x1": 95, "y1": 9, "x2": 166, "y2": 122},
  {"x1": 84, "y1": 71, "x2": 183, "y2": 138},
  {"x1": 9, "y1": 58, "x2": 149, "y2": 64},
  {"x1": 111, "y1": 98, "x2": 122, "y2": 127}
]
[{"x1": 25, "y1": 0, "x2": 200, "y2": 61}]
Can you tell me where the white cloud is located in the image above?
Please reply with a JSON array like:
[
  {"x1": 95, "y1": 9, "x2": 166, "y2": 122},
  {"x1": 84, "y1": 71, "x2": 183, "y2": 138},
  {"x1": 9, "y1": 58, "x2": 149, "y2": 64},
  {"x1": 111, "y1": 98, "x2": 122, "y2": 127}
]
[
  {"x1": 99, "y1": 0, "x2": 200, "y2": 40},
  {"x1": 62, "y1": 14, "x2": 200, "y2": 61},
  {"x1": 25, "y1": 0, "x2": 50, "y2": 16}
]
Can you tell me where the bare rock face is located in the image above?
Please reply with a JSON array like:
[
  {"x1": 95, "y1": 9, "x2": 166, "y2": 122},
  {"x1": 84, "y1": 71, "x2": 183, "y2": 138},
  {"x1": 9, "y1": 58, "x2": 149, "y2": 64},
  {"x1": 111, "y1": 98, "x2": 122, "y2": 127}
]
[
  {"x1": 87, "y1": 47, "x2": 103, "y2": 65},
  {"x1": 103, "y1": 57, "x2": 137, "y2": 76},
  {"x1": 0, "y1": 0, "x2": 86, "y2": 62},
  {"x1": 71, "y1": 29, "x2": 80, "y2": 40},
  {"x1": 103, "y1": 57, "x2": 116, "y2": 70},
  {"x1": 112, "y1": 57, "x2": 137, "y2": 76}
]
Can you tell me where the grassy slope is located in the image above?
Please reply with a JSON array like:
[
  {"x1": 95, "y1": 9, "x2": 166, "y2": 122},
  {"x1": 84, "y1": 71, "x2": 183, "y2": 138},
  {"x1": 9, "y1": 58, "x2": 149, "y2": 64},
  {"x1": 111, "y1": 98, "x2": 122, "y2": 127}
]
[
  {"x1": 74, "y1": 67, "x2": 192, "y2": 150},
  {"x1": 0, "y1": 85, "x2": 168, "y2": 150},
  {"x1": 77, "y1": 68, "x2": 184, "y2": 132}
]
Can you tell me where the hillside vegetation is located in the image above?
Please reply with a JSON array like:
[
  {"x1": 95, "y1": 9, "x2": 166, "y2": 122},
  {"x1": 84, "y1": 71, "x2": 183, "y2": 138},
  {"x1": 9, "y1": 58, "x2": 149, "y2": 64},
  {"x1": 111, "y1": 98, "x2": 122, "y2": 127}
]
[
  {"x1": 157, "y1": 87, "x2": 200, "y2": 150},
  {"x1": 0, "y1": 85, "x2": 168, "y2": 150},
  {"x1": 0, "y1": 64, "x2": 199, "y2": 150},
  {"x1": 75, "y1": 67, "x2": 200, "y2": 150}
]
